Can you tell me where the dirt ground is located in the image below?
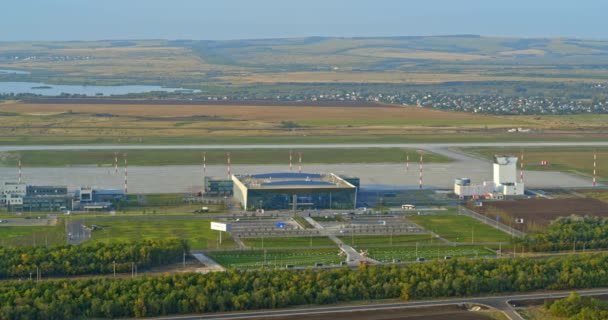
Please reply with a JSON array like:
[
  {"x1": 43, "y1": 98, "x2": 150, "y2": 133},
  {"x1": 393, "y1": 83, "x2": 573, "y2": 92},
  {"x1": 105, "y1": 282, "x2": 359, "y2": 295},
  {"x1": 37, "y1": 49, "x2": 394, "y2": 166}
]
[
  {"x1": 245, "y1": 305, "x2": 500, "y2": 320},
  {"x1": 469, "y1": 198, "x2": 608, "y2": 230}
]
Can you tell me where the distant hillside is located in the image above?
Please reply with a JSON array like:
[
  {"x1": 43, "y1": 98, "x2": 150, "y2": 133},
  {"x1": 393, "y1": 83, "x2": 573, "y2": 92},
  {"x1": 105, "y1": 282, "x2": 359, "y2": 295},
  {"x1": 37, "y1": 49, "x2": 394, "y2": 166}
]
[{"x1": 1, "y1": 36, "x2": 608, "y2": 104}]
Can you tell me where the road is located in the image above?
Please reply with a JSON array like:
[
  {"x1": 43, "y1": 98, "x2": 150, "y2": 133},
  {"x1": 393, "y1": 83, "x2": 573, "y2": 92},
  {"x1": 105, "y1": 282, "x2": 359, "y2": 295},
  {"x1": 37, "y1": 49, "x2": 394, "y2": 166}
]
[
  {"x1": 149, "y1": 288, "x2": 608, "y2": 320},
  {"x1": 1, "y1": 141, "x2": 608, "y2": 152}
]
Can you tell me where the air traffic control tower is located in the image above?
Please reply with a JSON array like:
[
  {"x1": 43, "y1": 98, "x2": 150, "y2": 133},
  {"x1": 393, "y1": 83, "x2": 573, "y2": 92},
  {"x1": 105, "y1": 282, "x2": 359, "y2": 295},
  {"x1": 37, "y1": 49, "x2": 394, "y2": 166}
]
[{"x1": 493, "y1": 155, "x2": 524, "y2": 196}]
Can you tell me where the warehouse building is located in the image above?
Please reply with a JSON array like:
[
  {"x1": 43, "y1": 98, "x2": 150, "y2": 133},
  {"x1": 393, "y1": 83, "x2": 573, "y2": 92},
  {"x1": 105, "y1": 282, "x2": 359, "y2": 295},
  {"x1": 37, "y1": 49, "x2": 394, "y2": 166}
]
[{"x1": 232, "y1": 172, "x2": 357, "y2": 211}]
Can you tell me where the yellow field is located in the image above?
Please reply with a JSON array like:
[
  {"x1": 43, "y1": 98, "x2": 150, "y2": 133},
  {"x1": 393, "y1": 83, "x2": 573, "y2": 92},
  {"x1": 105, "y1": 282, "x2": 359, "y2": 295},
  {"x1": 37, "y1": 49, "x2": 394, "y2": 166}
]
[
  {"x1": 0, "y1": 101, "x2": 502, "y2": 122},
  {"x1": 346, "y1": 48, "x2": 489, "y2": 61}
]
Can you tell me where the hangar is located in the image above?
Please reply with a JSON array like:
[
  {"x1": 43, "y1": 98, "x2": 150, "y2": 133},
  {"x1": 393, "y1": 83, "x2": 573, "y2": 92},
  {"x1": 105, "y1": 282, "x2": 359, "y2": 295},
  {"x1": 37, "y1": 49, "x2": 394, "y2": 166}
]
[{"x1": 232, "y1": 172, "x2": 357, "y2": 211}]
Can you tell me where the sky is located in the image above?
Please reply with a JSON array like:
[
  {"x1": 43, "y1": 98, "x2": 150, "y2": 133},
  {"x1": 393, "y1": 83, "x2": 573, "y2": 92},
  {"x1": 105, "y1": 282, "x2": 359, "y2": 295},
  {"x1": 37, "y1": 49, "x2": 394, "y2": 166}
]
[{"x1": 2, "y1": 0, "x2": 606, "y2": 41}]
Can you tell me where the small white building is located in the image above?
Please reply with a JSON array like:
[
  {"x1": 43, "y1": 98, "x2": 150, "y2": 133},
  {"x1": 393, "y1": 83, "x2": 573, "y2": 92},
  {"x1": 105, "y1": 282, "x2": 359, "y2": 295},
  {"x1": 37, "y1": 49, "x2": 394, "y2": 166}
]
[{"x1": 2, "y1": 182, "x2": 26, "y2": 197}]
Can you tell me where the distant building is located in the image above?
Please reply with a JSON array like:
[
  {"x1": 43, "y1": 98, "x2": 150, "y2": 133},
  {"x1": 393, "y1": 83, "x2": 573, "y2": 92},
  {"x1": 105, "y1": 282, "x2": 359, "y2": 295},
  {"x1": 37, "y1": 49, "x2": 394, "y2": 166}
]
[
  {"x1": 204, "y1": 177, "x2": 233, "y2": 196},
  {"x1": 73, "y1": 187, "x2": 125, "y2": 211},
  {"x1": 232, "y1": 172, "x2": 357, "y2": 211},
  {"x1": 0, "y1": 181, "x2": 71, "y2": 212},
  {"x1": 454, "y1": 155, "x2": 524, "y2": 198},
  {"x1": 493, "y1": 155, "x2": 524, "y2": 196}
]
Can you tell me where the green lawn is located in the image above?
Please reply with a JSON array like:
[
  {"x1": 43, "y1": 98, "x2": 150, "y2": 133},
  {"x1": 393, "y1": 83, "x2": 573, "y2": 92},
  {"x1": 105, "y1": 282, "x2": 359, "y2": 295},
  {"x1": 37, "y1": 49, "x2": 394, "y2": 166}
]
[
  {"x1": 407, "y1": 214, "x2": 512, "y2": 243},
  {"x1": 86, "y1": 217, "x2": 236, "y2": 249},
  {"x1": 206, "y1": 248, "x2": 344, "y2": 269},
  {"x1": 339, "y1": 234, "x2": 438, "y2": 247},
  {"x1": 366, "y1": 245, "x2": 496, "y2": 262},
  {"x1": 0, "y1": 225, "x2": 65, "y2": 247},
  {"x1": 0, "y1": 147, "x2": 450, "y2": 167},
  {"x1": 0, "y1": 132, "x2": 603, "y2": 147},
  {"x1": 242, "y1": 236, "x2": 336, "y2": 248}
]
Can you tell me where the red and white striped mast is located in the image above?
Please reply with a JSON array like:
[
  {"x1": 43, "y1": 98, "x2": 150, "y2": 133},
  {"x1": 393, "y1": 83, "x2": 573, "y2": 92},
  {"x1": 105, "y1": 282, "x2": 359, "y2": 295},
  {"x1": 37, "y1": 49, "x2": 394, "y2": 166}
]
[
  {"x1": 298, "y1": 152, "x2": 302, "y2": 173},
  {"x1": 123, "y1": 153, "x2": 128, "y2": 194},
  {"x1": 593, "y1": 150, "x2": 597, "y2": 187},
  {"x1": 405, "y1": 152, "x2": 409, "y2": 172},
  {"x1": 18, "y1": 157, "x2": 22, "y2": 184},
  {"x1": 114, "y1": 152, "x2": 118, "y2": 174},
  {"x1": 289, "y1": 150, "x2": 293, "y2": 171},
  {"x1": 419, "y1": 153, "x2": 423, "y2": 190},
  {"x1": 227, "y1": 152, "x2": 231, "y2": 177},
  {"x1": 520, "y1": 150, "x2": 524, "y2": 184},
  {"x1": 202, "y1": 152, "x2": 207, "y2": 193}
]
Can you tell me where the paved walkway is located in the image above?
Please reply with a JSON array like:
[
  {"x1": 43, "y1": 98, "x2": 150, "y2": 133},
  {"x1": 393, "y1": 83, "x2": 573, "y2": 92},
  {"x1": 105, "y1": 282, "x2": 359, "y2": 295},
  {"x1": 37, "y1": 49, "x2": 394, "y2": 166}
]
[
  {"x1": 305, "y1": 217, "x2": 379, "y2": 266},
  {"x1": 191, "y1": 252, "x2": 226, "y2": 273}
]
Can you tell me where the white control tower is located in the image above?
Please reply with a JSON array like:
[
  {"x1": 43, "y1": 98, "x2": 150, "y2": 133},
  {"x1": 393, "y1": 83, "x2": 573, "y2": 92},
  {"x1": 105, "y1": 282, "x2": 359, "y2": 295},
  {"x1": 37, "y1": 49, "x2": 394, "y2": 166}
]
[{"x1": 493, "y1": 155, "x2": 524, "y2": 195}]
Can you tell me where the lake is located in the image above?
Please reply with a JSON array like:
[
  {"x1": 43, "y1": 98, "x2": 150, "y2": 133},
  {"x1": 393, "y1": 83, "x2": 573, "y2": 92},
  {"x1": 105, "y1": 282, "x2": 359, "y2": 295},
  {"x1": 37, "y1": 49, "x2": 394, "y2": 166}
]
[
  {"x1": 0, "y1": 69, "x2": 30, "y2": 75},
  {"x1": 0, "y1": 81, "x2": 200, "y2": 96}
]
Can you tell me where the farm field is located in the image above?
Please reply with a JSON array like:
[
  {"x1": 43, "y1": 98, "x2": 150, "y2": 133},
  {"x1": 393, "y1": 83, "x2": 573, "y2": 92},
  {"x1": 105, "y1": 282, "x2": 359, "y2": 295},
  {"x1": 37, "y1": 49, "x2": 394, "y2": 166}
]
[
  {"x1": 241, "y1": 236, "x2": 336, "y2": 248},
  {"x1": 366, "y1": 245, "x2": 496, "y2": 262},
  {"x1": 0, "y1": 147, "x2": 450, "y2": 167},
  {"x1": 468, "y1": 198, "x2": 608, "y2": 231},
  {"x1": 462, "y1": 147, "x2": 608, "y2": 182},
  {"x1": 339, "y1": 234, "x2": 438, "y2": 247},
  {"x1": 206, "y1": 248, "x2": 344, "y2": 269},
  {"x1": 86, "y1": 216, "x2": 236, "y2": 249},
  {"x1": 406, "y1": 214, "x2": 512, "y2": 243}
]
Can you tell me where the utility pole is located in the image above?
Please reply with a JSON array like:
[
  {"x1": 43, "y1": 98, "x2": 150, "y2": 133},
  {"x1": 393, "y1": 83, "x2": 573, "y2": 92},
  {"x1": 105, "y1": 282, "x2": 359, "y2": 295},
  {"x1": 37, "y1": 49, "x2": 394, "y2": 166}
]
[{"x1": 113, "y1": 261, "x2": 116, "y2": 277}]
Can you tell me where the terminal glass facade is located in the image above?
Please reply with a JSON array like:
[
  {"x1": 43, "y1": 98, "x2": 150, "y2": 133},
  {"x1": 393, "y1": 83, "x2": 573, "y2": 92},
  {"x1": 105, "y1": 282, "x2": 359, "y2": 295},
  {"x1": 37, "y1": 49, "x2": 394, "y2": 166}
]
[{"x1": 246, "y1": 188, "x2": 356, "y2": 210}]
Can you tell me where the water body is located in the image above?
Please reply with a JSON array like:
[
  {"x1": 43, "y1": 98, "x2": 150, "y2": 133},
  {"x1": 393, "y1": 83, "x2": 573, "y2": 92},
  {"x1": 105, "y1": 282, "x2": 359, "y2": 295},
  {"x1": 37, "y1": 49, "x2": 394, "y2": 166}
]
[
  {"x1": 0, "y1": 69, "x2": 30, "y2": 75},
  {"x1": 0, "y1": 81, "x2": 200, "y2": 96}
]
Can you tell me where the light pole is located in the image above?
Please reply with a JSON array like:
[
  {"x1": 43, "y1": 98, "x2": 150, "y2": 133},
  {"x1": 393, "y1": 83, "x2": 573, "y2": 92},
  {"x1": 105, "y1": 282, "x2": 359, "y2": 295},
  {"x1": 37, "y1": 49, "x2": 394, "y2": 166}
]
[{"x1": 113, "y1": 261, "x2": 116, "y2": 277}]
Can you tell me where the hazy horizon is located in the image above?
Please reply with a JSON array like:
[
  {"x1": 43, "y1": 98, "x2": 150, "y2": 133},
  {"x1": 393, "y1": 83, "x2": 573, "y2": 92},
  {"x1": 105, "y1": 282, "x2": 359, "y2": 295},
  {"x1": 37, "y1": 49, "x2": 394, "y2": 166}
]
[{"x1": 2, "y1": 0, "x2": 606, "y2": 41}]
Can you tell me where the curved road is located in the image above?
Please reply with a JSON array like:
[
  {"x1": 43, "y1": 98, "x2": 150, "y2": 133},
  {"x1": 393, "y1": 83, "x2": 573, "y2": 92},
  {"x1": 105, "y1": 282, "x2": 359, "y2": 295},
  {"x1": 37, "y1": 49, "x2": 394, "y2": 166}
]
[{"x1": 149, "y1": 288, "x2": 608, "y2": 320}]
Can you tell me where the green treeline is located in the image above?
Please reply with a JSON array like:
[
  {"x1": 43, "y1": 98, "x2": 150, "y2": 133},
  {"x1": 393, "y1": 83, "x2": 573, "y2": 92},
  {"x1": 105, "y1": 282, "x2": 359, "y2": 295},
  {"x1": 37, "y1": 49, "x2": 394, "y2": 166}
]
[
  {"x1": 522, "y1": 216, "x2": 608, "y2": 252},
  {"x1": 0, "y1": 239, "x2": 188, "y2": 278},
  {"x1": 2, "y1": 253, "x2": 608, "y2": 319},
  {"x1": 546, "y1": 293, "x2": 608, "y2": 320}
]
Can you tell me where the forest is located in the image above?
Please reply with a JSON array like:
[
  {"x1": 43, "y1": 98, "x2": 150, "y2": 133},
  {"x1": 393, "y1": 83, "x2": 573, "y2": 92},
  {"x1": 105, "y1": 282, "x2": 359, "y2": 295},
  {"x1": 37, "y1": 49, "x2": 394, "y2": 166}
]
[
  {"x1": 521, "y1": 216, "x2": 608, "y2": 252},
  {"x1": 546, "y1": 293, "x2": 608, "y2": 320},
  {"x1": 1, "y1": 253, "x2": 608, "y2": 319},
  {"x1": 0, "y1": 239, "x2": 188, "y2": 278}
]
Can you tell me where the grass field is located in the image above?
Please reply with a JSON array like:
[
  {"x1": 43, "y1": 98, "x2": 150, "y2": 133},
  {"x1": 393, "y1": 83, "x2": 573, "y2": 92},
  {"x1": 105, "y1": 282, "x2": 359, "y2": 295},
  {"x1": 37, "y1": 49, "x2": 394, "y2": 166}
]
[
  {"x1": 0, "y1": 224, "x2": 65, "y2": 247},
  {"x1": 407, "y1": 214, "x2": 512, "y2": 243},
  {"x1": 87, "y1": 217, "x2": 236, "y2": 249},
  {"x1": 206, "y1": 248, "x2": 344, "y2": 269},
  {"x1": 0, "y1": 147, "x2": 450, "y2": 167},
  {"x1": 463, "y1": 147, "x2": 608, "y2": 182},
  {"x1": 339, "y1": 234, "x2": 438, "y2": 247},
  {"x1": 366, "y1": 245, "x2": 496, "y2": 262},
  {"x1": 241, "y1": 236, "x2": 336, "y2": 248}
]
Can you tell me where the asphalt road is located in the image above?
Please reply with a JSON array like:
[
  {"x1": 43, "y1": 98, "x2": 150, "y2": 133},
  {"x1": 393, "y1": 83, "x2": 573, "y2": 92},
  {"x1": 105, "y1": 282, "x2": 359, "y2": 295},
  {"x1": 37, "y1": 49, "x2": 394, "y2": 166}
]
[{"x1": 149, "y1": 288, "x2": 608, "y2": 320}]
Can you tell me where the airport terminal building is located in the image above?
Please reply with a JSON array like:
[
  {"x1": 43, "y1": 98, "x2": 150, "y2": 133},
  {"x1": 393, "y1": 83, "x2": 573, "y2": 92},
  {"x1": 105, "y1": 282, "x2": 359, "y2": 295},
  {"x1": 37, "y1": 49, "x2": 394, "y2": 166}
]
[{"x1": 232, "y1": 172, "x2": 357, "y2": 211}]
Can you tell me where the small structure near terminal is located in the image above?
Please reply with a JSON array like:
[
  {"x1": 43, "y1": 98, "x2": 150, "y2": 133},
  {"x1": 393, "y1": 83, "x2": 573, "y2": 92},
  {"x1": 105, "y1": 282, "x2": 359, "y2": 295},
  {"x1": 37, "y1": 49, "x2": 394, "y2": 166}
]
[
  {"x1": 0, "y1": 181, "x2": 71, "y2": 212},
  {"x1": 232, "y1": 172, "x2": 357, "y2": 211},
  {"x1": 454, "y1": 155, "x2": 524, "y2": 198},
  {"x1": 73, "y1": 187, "x2": 125, "y2": 211},
  {"x1": 0, "y1": 181, "x2": 126, "y2": 212}
]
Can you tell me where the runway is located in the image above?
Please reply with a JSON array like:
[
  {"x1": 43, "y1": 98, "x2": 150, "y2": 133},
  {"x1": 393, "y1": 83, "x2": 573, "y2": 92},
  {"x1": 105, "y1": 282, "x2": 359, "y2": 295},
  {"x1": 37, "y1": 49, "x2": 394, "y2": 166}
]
[{"x1": 0, "y1": 142, "x2": 596, "y2": 193}]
